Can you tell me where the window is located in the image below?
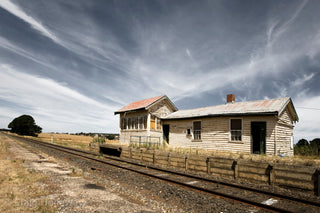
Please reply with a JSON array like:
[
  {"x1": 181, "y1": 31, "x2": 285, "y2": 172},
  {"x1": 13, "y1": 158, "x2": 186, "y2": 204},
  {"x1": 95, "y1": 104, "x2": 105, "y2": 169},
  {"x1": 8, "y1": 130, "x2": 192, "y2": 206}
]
[
  {"x1": 134, "y1": 117, "x2": 138, "y2": 129},
  {"x1": 123, "y1": 118, "x2": 127, "y2": 129},
  {"x1": 193, "y1": 121, "x2": 201, "y2": 140},
  {"x1": 121, "y1": 117, "x2": 127, "y2": 130},
  {"x1": 144, "y1": 116, "x2": 148, "y2": 129},
  {"x1": 138, "y1": 117, "x2": 143, "y2": 129},
  {"x1": 150, "y1": 115, "x2": 156, "y2": 129},
  {"x1": 187, "y1": 129, "x2": 191, "y2": 135},
  {"x1": 156, "y1": 117, "x2": 161, "y2": 130},
  {"x1": 230, "y1": 119, "x2": 242, "y2": 141},
  {"x1": 128, "y1": 118, "x2": 131, "y2": 129}
]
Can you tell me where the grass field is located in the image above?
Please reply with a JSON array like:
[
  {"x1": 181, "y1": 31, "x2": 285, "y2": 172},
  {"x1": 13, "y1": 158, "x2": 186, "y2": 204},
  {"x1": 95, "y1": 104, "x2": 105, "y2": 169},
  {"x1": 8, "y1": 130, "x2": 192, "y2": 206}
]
[{"x1": 36, "y1": 133, "x2": 119, "y2": 151}]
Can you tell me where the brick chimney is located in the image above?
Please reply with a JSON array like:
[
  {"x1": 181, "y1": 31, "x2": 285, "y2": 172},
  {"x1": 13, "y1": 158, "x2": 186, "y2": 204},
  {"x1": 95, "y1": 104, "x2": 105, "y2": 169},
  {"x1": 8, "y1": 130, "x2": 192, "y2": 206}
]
[{"x1": 227, "y1": 94, "x2": 235, "y2": 104}]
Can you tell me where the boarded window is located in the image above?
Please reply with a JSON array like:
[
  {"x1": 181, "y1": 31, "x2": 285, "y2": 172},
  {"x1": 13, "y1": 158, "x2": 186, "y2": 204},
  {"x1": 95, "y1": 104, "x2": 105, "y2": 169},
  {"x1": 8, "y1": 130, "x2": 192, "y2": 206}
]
[
  {"x1": 231, "y1": 119, "x2": 242, "y2": 141},
  {"x1": 193, "y1": 121, "x2": 201, "y2": 140},
  {"x1": 150, "y1": 115, "x2": 155, "y2": 129}
]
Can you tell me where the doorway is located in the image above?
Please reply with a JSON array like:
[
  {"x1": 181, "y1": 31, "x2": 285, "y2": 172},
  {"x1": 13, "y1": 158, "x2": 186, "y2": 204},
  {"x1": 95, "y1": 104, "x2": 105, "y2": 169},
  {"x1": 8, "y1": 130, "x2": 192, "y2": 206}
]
[
  {"x1": 251, "y1": 122, "x2": 266, "y2": 154},
  {"x1": 163, "y1": 125, "x2": 169, "y2": 144}
]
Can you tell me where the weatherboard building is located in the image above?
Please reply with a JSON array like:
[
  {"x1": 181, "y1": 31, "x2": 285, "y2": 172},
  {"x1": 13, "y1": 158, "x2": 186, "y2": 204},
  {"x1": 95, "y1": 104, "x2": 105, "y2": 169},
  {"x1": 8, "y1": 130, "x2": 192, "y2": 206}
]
[{"x1": 114, "y1": 94, "x2": 298, "y2": 156}]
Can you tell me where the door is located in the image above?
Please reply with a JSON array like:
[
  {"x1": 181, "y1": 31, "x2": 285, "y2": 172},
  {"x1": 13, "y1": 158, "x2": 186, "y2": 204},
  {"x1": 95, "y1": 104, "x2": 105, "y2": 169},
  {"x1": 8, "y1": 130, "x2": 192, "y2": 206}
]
[
  {"x1": 163, "y1": 124, "x2": 169, "y2": 144},
  {"x1": 251, "y1": 122, "x2": 266, "y2": 154}
]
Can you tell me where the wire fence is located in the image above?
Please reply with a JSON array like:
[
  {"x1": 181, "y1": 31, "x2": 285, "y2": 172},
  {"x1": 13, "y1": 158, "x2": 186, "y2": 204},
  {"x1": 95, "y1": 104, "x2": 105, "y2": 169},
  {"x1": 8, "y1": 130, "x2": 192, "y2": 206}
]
[{"x1": 130, "y1": 136, "x2": 161, "y2": 146}]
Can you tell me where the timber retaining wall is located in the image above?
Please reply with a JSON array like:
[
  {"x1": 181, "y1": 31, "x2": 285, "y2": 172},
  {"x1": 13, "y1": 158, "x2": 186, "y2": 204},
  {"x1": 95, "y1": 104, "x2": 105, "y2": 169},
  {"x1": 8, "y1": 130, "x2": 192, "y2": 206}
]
[{"x1": 119, "y1": 147, "x2": 320, "y2": 195}]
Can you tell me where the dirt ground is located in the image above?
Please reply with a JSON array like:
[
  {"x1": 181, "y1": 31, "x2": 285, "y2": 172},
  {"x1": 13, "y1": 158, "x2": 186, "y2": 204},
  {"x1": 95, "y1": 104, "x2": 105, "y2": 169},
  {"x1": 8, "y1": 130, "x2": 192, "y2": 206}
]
[{"x1": 0, "y1": 133, "x2": 161, "y2": 212}]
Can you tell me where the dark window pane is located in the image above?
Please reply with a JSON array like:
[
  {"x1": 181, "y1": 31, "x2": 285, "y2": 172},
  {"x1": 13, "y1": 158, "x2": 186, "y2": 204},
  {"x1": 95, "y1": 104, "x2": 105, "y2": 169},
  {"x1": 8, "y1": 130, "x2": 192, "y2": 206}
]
[
  {"x1": 193, "y1": 121, "x2": 201, "y2": 130},
  {"x1": 231, "y1": 119, "x2": 241, "y2": 130}
]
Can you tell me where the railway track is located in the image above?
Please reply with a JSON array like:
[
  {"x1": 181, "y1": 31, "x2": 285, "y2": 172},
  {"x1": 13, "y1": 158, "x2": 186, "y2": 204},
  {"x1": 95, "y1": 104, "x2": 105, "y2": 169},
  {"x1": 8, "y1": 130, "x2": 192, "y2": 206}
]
[{"x1": 5, "y1": 133, "x2": 320, "y2": 213}]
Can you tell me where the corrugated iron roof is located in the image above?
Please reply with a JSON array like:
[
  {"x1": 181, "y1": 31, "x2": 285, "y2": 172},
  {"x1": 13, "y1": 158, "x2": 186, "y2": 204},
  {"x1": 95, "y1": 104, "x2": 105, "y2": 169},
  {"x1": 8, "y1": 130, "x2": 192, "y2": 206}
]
[
  {"x1": 164, "y1": 97, "x2": 297, "y2": 120},
  {"x1": 115, "y1": 95, "x2": 165, "y2": 114}
]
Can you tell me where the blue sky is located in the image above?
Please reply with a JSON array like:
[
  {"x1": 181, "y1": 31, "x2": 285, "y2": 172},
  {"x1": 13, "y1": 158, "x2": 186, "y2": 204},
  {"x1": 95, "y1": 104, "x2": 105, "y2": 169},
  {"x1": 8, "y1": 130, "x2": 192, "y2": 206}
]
[{"x1": 0, "y1": 0, "x2": 319, "y2": 142}]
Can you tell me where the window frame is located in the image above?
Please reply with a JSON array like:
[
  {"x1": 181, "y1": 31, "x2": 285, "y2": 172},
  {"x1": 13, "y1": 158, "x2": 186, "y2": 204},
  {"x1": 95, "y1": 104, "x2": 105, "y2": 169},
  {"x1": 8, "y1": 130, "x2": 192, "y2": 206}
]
[
  {"x1": 230, "y1": 118, "x2": 243, "y2": 142},
  {"x1": 192, "y1": 120, "x2": 202, "y2": 141}
]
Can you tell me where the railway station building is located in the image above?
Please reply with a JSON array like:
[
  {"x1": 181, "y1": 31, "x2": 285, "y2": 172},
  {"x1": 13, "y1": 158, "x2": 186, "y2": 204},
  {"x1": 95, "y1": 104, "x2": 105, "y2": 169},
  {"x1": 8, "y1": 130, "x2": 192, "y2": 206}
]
[{"x1": 114, "y1": 94, "x2": 298, "y2": 156}]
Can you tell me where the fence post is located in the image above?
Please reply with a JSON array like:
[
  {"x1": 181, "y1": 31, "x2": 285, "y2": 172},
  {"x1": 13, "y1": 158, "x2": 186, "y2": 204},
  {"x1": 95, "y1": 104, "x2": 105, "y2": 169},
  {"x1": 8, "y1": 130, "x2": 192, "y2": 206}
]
[
  {"x1": 268, "y1": 164, "x2": 274, "y2": 185},
  {"x1": 314, "y1": 169, "x2": 320, "y2": 196},
  {"x1": 140, "y1": 148, "x2": 143, "y2": 161},
  {"x1": 129, "y1": 148, "x2": 132, "y2": 159},
  {"x1": 233, "y1": 160, "x2": 238, "y2": 179},
  {"x1": 206, "y1": 157, "x2": 211, "y2": 174},
  {"x1": 168, "y1": 152, "x2": 171, "y2": 167},
  {"x1": 185, "y1": 155, "x2": 188, "y2": 171}
]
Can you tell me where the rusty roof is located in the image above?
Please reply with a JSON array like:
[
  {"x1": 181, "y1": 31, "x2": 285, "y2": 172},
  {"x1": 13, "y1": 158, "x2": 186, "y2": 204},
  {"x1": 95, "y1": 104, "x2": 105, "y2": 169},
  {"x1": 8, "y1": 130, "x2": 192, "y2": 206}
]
[
  {"x1": 164, "y1": 97, "x2": 298, "y2": 121},
  {"x1": 114, "y1": 95, "x2": 177, "y2": 114}
]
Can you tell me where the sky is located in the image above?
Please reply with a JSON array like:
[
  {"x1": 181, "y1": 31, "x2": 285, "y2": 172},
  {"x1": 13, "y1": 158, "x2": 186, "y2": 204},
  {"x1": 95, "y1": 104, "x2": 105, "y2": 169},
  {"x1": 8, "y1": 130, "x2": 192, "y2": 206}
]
[{"x1": 0, "y1": 0, "x2": 319, "y2": 142}]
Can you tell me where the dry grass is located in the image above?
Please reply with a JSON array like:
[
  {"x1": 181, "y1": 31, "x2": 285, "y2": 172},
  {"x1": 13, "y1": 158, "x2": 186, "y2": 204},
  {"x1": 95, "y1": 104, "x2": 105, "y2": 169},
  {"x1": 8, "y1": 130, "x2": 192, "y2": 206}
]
[
  {"x1": 33, "y1": 133, "x2": 119, "y2": 151},
  {"x1": 0, "y1": 135, "x2": 56, "y2": 212},
  {"x1": 37, "y1": 133, "x2": 92, "y2": 151},
  {"x1": 7, "y1": 132, "x2": 119, "y2": 151}
]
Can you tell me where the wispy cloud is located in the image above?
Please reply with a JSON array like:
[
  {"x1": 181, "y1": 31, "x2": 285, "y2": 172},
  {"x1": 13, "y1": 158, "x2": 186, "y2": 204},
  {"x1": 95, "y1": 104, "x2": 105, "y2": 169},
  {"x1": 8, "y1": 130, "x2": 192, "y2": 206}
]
[
  {"x1": 266, "y1": 0, "x2": 309, "y2": 50},
  {"x1": 0, "y1": 0, "x2": 59, "y2": 43},
  {"x1": 0, "y1": 64, "x2": 117, "y2": 132},
  {"x1": 0, "y1": 36, "x2": 60, "y2": 72}
]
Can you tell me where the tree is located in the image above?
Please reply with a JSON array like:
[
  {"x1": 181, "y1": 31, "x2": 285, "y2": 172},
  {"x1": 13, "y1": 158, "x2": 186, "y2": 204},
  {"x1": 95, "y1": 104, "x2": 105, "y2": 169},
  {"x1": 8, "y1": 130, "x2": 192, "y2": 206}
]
[
  {"x1": 310, "y1": 138, "x2": 320, "y2": 155},
  {"x1": 296, "y1": 139, "x2": 309, "y2": 146},
  {"x1": 8, "y1": 115, "x2": 42, "y2": 136}
]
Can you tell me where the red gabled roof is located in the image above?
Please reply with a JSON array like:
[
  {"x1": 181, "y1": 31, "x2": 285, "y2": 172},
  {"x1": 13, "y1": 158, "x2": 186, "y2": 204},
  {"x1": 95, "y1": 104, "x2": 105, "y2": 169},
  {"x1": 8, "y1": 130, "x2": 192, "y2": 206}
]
[{"x1": 115, "y1": 95, "x2": 165, "y2": 114}]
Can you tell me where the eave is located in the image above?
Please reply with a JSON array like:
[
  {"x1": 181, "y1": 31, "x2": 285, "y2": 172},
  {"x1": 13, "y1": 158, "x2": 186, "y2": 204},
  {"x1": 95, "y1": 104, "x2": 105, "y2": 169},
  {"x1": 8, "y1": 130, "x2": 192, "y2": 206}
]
[{"x1": 162, "y1": 111, "x2": 278, "y2": 121}]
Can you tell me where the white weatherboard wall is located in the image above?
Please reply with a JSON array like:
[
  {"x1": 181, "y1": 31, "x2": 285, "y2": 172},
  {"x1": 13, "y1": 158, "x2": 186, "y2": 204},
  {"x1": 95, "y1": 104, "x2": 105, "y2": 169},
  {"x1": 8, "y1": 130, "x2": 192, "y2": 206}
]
[
  {"x1": 275, "y1": 107, "x2": 294, "y2": 156},
  {"x1": 163, "y1": 115, "x2": 284, "y2": 155}
]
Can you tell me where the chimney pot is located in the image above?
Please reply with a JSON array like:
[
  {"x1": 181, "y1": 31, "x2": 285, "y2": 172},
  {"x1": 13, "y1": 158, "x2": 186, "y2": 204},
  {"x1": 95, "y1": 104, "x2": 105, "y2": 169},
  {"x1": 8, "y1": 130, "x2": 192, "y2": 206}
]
[{"x1": 227, "y1": 94, "x2": 235, "y2": 103}]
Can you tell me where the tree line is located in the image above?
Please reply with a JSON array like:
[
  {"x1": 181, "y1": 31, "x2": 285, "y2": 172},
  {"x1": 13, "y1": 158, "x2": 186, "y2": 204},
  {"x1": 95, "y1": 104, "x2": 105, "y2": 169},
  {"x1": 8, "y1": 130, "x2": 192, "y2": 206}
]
[{"x1": 294, "y1": 138, "x2": 320, "y2": 156}]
